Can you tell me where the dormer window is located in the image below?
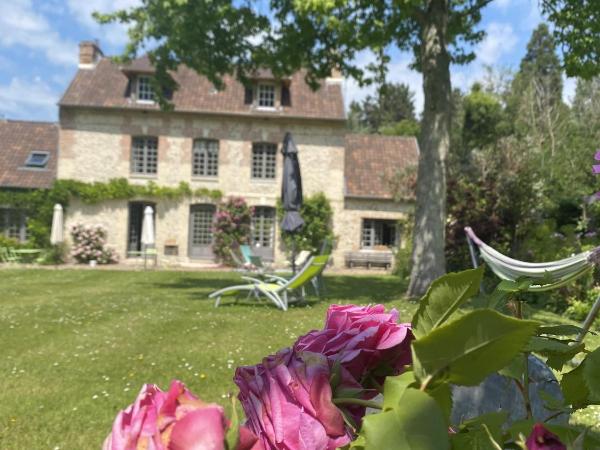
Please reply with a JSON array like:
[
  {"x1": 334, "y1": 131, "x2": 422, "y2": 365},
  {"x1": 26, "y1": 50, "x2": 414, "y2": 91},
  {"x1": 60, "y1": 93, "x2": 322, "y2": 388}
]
[
  {"x1": 137, "y1": 76, "x2": 155, "y2": 102},
  {"x1": 257, "y1": 84, "x2": 275, "y2": 108},
  {"x1": 24, "y1": 151, "x2": 49, "y2": 169}
]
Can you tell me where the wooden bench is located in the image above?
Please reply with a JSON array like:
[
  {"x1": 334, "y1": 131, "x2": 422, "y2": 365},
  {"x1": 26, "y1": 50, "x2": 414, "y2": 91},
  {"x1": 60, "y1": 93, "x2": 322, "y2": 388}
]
[{"x1": 344, "y1": 251, "x2": 393, "y2": 269}]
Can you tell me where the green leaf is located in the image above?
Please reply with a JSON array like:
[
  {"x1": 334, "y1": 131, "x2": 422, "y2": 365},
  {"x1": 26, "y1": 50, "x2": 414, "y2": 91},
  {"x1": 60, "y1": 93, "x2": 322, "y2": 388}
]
[
  {"x1": 360, "y1": 389, "x2": 450, "y2": 450},
  {"x1": 458, "y1": 411, "x2": 508, "y2": 444},
  {"x1": 498, "y1": 356, "x2": 525, "y2": 381},
  {"x1": 412, "y1": 309, "x2": 539, "y2": 386},
  {"x1": 526, "y1": 336, "x2": 584, "y2": 370},
  {"x1": 413, "y1": 266, "x2": 484, "y2": 338},
  {"x1": 583, "y1": 347, "x2": 600, "y2": 400},
  {"x1": 538, "y1": 324, "x2": 590, "y2": 337},
  {"x1": 495, "y1": 277, "x2": 534, "y2": 293},
  {"x1": 427, "y1": 383, "x2": 453, "y2": 422},
  {"x1": 561, "y1": 363, "x2": 591, "y2": 409},
  {"x1": 450, "y1": 427, "x2": 501, "y2": 450},
  {"x1": 382, "y1": 371, "x2": 417, "y2": 411}
]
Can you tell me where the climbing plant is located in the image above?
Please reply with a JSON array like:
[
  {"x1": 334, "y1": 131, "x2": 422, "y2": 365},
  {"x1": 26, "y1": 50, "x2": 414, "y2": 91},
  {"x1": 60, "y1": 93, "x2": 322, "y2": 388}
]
[
  {"x1": 0, "y1": 178, "x2": 222, "y2": 249},
  {"x1": 212, "y1": 197, "x2": 253, "y2": 265}
]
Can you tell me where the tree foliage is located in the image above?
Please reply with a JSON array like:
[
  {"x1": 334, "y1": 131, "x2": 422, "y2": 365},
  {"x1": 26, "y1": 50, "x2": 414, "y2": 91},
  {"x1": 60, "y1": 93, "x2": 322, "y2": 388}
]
[
  {"x1": 276, "y1": 192, "x2": 334, "y2": 255},
  {"x1": 348, "y1": 82, "x2": 417, "y2": 134}
]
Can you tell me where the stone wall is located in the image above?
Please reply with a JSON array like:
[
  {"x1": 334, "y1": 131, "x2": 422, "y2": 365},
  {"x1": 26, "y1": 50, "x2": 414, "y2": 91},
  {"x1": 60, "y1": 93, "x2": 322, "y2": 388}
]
[{"x1": 59, "y1": 107, "x2": 414, "y2": 267}]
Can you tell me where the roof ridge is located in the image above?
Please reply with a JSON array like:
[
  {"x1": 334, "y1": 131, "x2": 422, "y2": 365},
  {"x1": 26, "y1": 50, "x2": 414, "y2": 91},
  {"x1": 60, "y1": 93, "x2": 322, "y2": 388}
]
[{"x1": 1, "y1": 119, "x2": 58, "y2": 126}]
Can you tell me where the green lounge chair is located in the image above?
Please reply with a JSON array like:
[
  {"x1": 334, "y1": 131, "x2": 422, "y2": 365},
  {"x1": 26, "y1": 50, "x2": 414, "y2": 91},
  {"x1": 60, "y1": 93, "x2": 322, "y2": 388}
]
[
  {"x1": 209, "y1": 255, "x2": 330, "y2": 311},
  {"x1": 1, "y1": 247, "x2": 21, "y2": 264}
]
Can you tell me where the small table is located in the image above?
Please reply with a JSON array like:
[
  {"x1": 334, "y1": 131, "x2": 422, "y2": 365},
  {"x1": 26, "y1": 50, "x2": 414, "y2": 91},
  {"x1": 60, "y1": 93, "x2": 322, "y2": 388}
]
[{"x1": 13, "y1": 249, "x2": 43, "y2": 263}]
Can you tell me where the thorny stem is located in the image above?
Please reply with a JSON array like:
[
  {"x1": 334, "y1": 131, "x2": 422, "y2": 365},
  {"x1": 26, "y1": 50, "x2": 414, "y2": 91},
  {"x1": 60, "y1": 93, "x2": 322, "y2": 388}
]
[
  {"x1": 515, "y1": 301, "x2": 533, "y2": 420},
  {"x1": 333, "y1": 398, "x2": 383, "y2": 410}
]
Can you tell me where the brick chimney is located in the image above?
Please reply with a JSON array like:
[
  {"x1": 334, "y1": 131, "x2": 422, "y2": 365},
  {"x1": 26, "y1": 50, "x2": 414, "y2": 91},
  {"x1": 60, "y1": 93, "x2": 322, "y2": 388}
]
[
  {"x1": 326, "y1": 67, "x2": 343, "y2": 85},
  {"x1": 79, "y1": 41, "x2": 103, "y2": 69}
]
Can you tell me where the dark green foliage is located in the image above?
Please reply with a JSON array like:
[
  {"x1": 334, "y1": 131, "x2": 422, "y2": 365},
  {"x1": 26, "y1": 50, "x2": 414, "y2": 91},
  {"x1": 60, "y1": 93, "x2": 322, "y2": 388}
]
[
  {"x1": 542, "y1": 0, "x2": 600, "y2": 79},
  {"x1": 212, "y1": 197, "x2": 253, "y2": 265},
  {"x1": 276, "y1": 192, "x2": 334, "y2": 256},
  {"x1": 348, "y1": 83, "x2": 417, "y2": 133},
  {"x1": 461, "y1": 83, "x2": 505, "y2": 153}
]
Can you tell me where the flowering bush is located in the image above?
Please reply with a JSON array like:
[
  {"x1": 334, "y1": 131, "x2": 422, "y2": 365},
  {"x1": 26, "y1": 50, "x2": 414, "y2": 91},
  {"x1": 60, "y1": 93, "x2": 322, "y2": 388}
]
[
  {"x1": 70, "y1": 223, "x2": 118, "y2": 264},
  {"x1": 104, "y1": 267, "x2": 600, "y2": 450},
  {"x1": 213, "y1": 197, "x2": 253, "y2": 265}
]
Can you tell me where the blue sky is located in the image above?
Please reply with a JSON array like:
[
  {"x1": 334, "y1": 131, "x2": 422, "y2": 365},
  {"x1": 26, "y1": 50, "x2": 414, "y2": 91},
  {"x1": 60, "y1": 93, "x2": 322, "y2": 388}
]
[{"x1": 0, "y1": 0, "x2": 575, "y2": 123}]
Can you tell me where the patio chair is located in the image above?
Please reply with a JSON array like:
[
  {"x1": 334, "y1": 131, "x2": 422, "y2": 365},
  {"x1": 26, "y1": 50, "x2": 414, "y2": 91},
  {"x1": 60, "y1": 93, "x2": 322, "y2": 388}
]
[
  {"x1": 209, "y1": 255, "x2": 330, "y2": 311},
  {"x1": 1, "y1": 247, "x2": 21, "y2": 264},
  {"x1": 285, "y1": 250, "x2": 311, "y2": 270},
  {"x1": 240, "y1": 244, "x2": 272, "y2": 271}
]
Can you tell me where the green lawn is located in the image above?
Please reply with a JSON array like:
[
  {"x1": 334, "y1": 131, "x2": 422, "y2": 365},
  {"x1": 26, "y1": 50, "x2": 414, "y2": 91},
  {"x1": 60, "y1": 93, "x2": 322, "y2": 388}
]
[{"x1": 0, "y1": 269, "x2": 598, "y2": 449}]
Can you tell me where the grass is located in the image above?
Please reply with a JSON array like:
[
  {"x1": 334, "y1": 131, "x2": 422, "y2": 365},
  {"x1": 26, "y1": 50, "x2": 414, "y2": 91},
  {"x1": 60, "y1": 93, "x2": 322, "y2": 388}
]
[{"x1": 0, "y1": 268, "x2": 598, "y2": 449}]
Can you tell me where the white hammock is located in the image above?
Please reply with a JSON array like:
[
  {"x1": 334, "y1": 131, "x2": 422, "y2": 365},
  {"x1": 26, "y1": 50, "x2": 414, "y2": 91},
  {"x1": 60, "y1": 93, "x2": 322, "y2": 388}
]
[
  {"x1": 465, "y1": 227, "x2": 600, "y2": 343},
  {"x1": 464, "y1": 227, "x2": 596, "y2": 292}
]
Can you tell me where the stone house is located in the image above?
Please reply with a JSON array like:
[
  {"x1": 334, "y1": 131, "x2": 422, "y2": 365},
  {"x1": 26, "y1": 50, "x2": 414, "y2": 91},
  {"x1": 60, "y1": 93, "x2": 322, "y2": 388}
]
[
  {"x1": 6, "y1": 41, "x2": 419, "y2": 267},
  {"x1": 0, "y1": 120, "x2": 58, "y2": 241}
]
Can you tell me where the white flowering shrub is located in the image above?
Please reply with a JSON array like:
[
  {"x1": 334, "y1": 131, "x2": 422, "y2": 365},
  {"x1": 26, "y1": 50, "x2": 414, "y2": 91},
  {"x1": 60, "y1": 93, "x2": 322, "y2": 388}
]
[{"x1": 70, "y1": 224, "x2": 118, "y2": 264}]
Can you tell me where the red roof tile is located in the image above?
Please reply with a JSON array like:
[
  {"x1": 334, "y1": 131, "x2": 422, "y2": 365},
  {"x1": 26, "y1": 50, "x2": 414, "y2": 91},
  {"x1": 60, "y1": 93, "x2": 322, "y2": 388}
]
[
  {"x1": 60, "y1": 57, "x2": 345, "y2": 121},
  {"x1": 345, "y1": 134, "x2": 419, "y2": 200},
  {"x1": 0, "y1": 120, "x2": 58, "y2": 189}
]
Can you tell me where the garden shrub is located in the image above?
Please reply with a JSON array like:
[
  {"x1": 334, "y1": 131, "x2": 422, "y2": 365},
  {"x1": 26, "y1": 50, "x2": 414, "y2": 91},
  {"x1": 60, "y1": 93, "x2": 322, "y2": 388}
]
[
  {"x1": 393, "y1": 215, "x2": 413, "y2": 282},
  {"x1": 212, "y1": 197, "x2": 253, "y2": 265},
  {"x1": 566, "y1": 285, "x2": 600, "y2": 321},
  {"x1": 70, "y1": 224, "x2": 118, "y2": 264},
  {"x1": 276, "y1": 192, "x2": 335, "y2": 255}
]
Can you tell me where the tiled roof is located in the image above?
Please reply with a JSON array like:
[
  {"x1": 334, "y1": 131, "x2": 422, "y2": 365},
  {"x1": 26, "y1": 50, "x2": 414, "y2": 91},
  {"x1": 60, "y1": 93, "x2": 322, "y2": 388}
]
[
  {"x1": 0, "y1": 120, "x2": 58, "y2": 189},
  {"x1": 344, "y1": 134, "x2": 419, "y2": 200},
  {"x1": 60, "y1": 57, "x2": 345, "y2": 121}
]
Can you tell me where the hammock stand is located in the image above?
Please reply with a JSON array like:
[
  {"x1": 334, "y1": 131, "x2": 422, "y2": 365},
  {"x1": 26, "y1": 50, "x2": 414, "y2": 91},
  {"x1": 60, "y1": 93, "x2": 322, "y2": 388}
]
[{"x1": 465, "y1": 226, "x2": 600, "y2": 343}]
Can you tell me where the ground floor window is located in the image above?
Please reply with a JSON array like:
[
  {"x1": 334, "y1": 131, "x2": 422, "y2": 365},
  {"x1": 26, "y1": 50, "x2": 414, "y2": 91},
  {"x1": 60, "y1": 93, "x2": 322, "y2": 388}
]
[
  {"x1": 361, "y1": 219, "x2": 398, "y2": 249},
  {"x1": 251, "y1": 206, "x2": 275, "y2": 260},
  {"x1": 127, "y1": 202, "x2": 156, "y2": 256},
  {"x1": 0, "y1": 208, "x2": 27, "y2": 242},
  {"x1": 189, "y1": 204, "x2": 216, "y2": 259}
]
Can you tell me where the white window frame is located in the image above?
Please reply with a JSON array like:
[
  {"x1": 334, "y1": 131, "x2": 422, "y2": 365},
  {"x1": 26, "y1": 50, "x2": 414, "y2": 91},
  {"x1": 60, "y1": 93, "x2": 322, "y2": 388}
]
[
  {"x1": 192, "y1": 139, "x2": 219, "y2": 178},
  {"x1": 136, "y1": 76, "x2": 155, "y2": 103},
  {"x1": 257, "y1": 83, "x2": 276, "y2": 108},
  {"x1": 131, "y1": 136, "x2": 158, "y2": 175},
  {"x1": 251, "y1": 143, "x2": 277, "y2": 180}
]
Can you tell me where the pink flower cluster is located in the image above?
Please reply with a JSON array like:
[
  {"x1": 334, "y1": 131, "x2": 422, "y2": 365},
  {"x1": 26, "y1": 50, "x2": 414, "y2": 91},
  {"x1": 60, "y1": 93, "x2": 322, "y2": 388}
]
[
  {"x1": 235, "y1": 304, "x2": 413, "y2": 450},
  {"x1": 103, "y1": 380, "x2": 263, "y2": 450},
  {"x1": 103, "y1": 305, "x2": 564, "y2": 450},
  {"x1": 70, "y1": 223, "x2": 118, "y2": 264}
]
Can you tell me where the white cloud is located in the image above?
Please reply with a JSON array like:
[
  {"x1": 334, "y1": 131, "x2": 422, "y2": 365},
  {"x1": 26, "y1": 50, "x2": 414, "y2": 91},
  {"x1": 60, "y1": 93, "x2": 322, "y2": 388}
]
[
  {"x1": 0, "y1": 0, "x2": 76, "y2": 66},
  {"x1": 66, "y1": 0, "x2": 141, "y2": 48},
  {"x1": 477, "y1": 23, "x2": 518, "y2": 66},
  {"x1": 0, "y1": 77, "x2": 59, "y2": 121}
]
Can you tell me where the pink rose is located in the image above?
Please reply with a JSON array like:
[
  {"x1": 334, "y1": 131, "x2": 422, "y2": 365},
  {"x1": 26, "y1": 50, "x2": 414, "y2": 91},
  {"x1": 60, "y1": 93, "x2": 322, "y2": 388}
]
[
  {"x1": 526, "y1": 424, "x2": 566, "y2": 450},
  {"x1": 103, "y1": 380, "x2": 260, "y2": 450},
  {"x1": 235, "y1": 348, "x2": 350, "y2": 450},
  {"x1": 295, "y1": 305, "x2": 413, "y2": 383}
]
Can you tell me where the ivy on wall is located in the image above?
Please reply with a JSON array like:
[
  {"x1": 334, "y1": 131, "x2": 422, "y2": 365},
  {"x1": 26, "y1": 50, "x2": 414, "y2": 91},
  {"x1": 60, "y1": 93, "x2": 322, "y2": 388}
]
[{"x1": 0, "y1": 178, "x2": 223, "y2": 248}]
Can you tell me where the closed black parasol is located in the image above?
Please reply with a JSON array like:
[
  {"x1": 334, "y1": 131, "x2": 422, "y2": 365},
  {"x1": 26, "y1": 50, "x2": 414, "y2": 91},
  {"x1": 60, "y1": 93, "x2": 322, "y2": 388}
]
[{"x1": 280, "y1": 132, "x2": 304, "y2": 272}]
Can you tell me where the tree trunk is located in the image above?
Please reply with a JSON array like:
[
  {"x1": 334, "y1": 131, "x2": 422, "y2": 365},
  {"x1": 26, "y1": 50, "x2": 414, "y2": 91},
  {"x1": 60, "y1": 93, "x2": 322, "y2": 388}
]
[{"x1": 407, "y1": 0, "x2": 451, "y2": 297}]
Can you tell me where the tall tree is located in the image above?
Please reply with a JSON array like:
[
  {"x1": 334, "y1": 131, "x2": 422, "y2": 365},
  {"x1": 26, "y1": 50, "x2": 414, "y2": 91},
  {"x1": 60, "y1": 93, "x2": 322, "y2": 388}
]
[{"x1": 96, "y1": 0, "x2": 493, "y2": 296}]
